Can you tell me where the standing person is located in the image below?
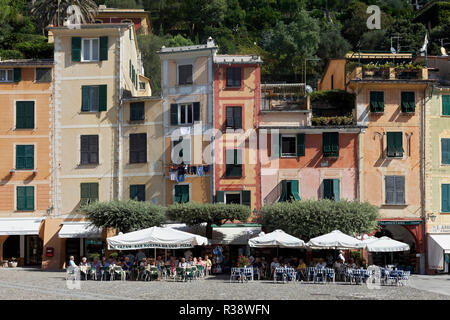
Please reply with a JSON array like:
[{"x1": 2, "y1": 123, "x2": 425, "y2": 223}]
[
  {"x1": 338, "y1": 250, "x2": 345, "y2": 264},
  {"x1": 204, "y1": 255, "x2": 212, "y2": 276},
  {"x1": 184, "y1": 249, "x2": 193, "y2": 260},
  {"x1": 136, "y1": 250, "x2": 146, "y2": 263},
  {"x1": 270, "y1": 258, "x2": 280, "y2": 278},
  {"x1": 126, "y1": 252, "x2": 135, "y2": 265}
]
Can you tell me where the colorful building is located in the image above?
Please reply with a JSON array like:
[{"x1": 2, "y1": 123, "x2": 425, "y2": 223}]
[
  {"x1": 259, "y1": 84, "x2": 363, "y2": 206},
  {"x1": 0, "y1": 60, "x2": 54, "y2": 267},
  {"x1": 213, "y1": 54, "x2": 262, "y2": 214},
  {"x1": 95, "y1": 5, "x2": 152, "y2": 35},
  {"x1": 420, "y1": 56, "x2": 450, "y2": 273},
  {"x1": 347, "y1": 60, "x2": 432, "y2": 274},
  {"x1": 159, "y1": 39, "x2": 217, "y2": 206}
]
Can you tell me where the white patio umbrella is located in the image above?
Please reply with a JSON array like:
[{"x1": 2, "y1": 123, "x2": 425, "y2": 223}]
[
  {"x1": 248, "y1": 229, "x2": 305, "y2": 248},
  {"x1": 306, "y1": 230, "x2": 365, "y2": 249},
  {"x1": 107, "y1": 226, "x2": 208, "y2": 251},
  {"x1": 365, "y1": 236, "x2": 410, "y2": 252}
]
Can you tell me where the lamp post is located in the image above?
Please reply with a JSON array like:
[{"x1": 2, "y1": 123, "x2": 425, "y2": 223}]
[{"x1": 304, "y1": 58, "x2": 321, "y2": 91}]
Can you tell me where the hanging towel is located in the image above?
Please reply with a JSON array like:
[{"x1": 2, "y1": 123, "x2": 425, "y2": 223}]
[
  {"x1": 177, "y1": 173, "x2": 186, "y2": 183},
  {"x1": 196, "y1": 166, "x2": 204, "y2": 177},
  {"x1": 169, "y1": 169, "x2": 177, "y2": 181},
  {"x1": 203, "y1": 165, "x2": 210, "y2": 173}
]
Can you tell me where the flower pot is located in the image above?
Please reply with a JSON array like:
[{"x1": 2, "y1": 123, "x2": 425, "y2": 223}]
[
  {"x1": 8, "y1": 261, "x2": 17, "y2": 268},
  {"x1": 2, "y1": 261, "x2": 8, "y2": 268}
]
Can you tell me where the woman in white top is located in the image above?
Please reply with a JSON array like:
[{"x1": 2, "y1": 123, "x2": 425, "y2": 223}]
[{"x1": 178, "y1": 257, "x2": 188, "y2": 268}]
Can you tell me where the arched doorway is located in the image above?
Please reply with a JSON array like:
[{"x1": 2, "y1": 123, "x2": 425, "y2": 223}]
[
  {"x1": 3, "y1": 235, "x2": 20, "y2": 260},
  {"x1": 373, "y1": 225, "x2": 417, "y2": 271}
]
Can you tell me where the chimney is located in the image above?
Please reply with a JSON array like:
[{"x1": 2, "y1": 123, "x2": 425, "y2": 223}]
[{"x1": 207, "y1": 37, "x2": 215, "y2": 48}]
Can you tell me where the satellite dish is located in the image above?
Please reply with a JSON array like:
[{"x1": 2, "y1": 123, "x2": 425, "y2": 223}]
[
  {"x1": 441, "y1": 47, "x2": 448, "y2": 57},
  {"x1": 390, "y1": 47, "x2": 397, "y2": 55},
  {"x1": 305, "y1": 85, "x2": 313, "y2": 94}
]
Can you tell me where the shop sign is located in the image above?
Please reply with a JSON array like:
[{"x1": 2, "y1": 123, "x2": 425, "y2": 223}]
[
  {"x1": 377, "y1": 220, "x2": 422, "y2": 225},
  {"x1": 431, "y1": 225, "x2": 450, "y2": 233}
]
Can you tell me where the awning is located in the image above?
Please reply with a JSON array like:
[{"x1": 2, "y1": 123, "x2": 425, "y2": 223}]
[
  {"x1": 428, "y1": 234, "x2": 450, "y2": 270},
  {"x1": 58, "y1": 222, "x2": 102, "y2": 239},
  {"x1": 212, "y1": 224, "x2": 261, "y2": 245},
  {"x1": 0, "y1": 217, "x2": 45, "y2": 235}
]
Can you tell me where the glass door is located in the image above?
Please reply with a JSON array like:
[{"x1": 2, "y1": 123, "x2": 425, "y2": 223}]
[{"x1": 25, "y1": 235, "x2": 43, "y2": 266}]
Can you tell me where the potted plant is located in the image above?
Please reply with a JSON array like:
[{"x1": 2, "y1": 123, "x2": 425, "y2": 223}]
[
  {"x1": 8, "y1": 257, "x2": 17, "y2": 268},
  {"x1": 2, "y1": 260, "x2": 8, "y2": 268},
  {"x1": 236, "y1": 255, "x2": 250, "y2": 267}
]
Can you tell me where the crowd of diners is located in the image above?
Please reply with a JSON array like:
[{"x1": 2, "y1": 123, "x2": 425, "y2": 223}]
[{"x1": 67, "y1": 249, "x2": 212, "y2": 281}]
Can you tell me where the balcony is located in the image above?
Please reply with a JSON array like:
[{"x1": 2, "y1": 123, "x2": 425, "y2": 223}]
[
  {"x1": 351, "y1": 65, "x2": 428, "y2": 81},
  {"x1": 261, "y1": 83, "x2": 309, "y2": 111}
]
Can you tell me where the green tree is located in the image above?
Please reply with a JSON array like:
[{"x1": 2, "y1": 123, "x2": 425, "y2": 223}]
[
  {"x1": 382, "y1": 18, "x2": 428, "y2": 53},
  {"x1": 181, "y1": 0, "x2": 227, "y2": 39},
  {"x1": 31, "y1": 0, "x2": 98, "y2": 32},
  {"x1": 83, "y1": 200, "x2": 166, "y2": 234},
  {"x1": 317, "y1": 22, "x2": 351, "y2": 62},
  {"x1": 166, "y1": 202, "x2": 251, "y2": 239},
  {"x1": 260, "y1": 199, "x2": 379, "y2": 240}
]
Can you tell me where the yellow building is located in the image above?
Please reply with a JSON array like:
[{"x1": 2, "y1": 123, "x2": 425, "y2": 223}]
[{"x1": 158, "y1": 38, "x2": 218, "y2": 206}]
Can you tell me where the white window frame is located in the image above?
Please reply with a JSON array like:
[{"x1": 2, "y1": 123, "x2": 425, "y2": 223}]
[
  {"x1": 281, "y1": 135, "x2": 297, "y2": 158},
  {"x1": 224, "y1": 191, "x2": 242, "y2": 204},
  {"x1": 13, "y1": 142, "x2": 36, "y2": 171},
  {"x1": 0, "y1": 69, "x2": 13, "y2": 82},
  {"x1": 178, "y1": 103, "x2": 194, "y2": 125},
  {"x1": 81, "y1": 38, "x2": 100, "y2": 62},
  {"x1": 139, "y1": 82, "x2": 146, "y2": 91}
]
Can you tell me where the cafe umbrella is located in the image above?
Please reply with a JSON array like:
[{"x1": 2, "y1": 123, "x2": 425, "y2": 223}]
[{"x1": 248, "y1": 229, "x2": 305, "y2": 257}]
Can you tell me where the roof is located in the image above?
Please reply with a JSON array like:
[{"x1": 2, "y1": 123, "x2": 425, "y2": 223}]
[
  {"x1": 121, "y1": 96, "x2": 161, "y2": 102},
  {"x1": 214, "y1": 54, "x2": 262, "y2": 64},
  {"x1": 97, "y1": 7, "x2": 149, "y2": 14},
  {"x1": 345, "y1": 52, "x2": 413, "y2": 60},
  {"x1": 158, "y1": 44, "x2": 218, "y2": 54},
  {"x1": 349, "y1": 79, "x2": 435, "y2": 84},
  {"x1": 0, "y1": 59, "x2": 54, "y2": 66},
  {"x1": 48, "y1": 23, "x2": 130, "y2": 30}
]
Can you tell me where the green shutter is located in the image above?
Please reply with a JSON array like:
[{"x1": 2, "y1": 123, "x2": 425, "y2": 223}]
[
  {"x1": 291, "y1": 180, "x2": 301, "y2": 200},
  {"x1": 91, "y1": 183, "x2": 99, "y2": 202},
  {"x1": 16, "y1": 145, "x2": 25, "y2": 169},
  {"x1": 370, "y1": 91, "x2": 384, "y2": 112},
  {"x1": 216, "y1": 191, "x2": 225, "y2": 203},
  {"x1": 442, "y1": 139, "x2": 450, "y2": 164},
  {"x1": 401, "y1": 92, "x2": 415, "y2": 113},
  {"x1": 17, "y1": 186, "x2": 25, "y2": 210},
  {"x1": 175, "y1": 185, "x2": 189, "y2": 203},
  {"x1": 16, "y1": 101, "x2": 34, "y2": 129},
  {"x1": 81, "y1": 86, "x2": 91, "y2": 111},
  {"x1": 17, "y1": 186, "x2": 34, "y2": 211},
  {"x1": 16, "y1": 145, "x2": 34, "y2": 170},
  {"x1": 25, "y1": 186, "x2": 34, "y2": 210},
  {"x1": 99, "y1": 36, "x2": 108, "y2": 61},
  {"x1": 324, "y1": 179, "x2": 333, "y2": 199},
  {"x1": 129, "y1": 60, "x2": 132, "y2": 78},
  {"x1": 242, "y1": 190, "x2": 251, "y2": 206},
  {"x1": 271, "y1": 132, "x2": 279, "y2": 158},
  {"x1": 443, "y1": 184, "x2": 450, "y2": 213},
  {"x1": 279, "y1": 180, "x2": 287, "y2": 202},
  {"x1": 193, "y1": 102, "x2": 200, "y2": 122},
  {"x1": 297, "y1": 133, "x2": 305, "y2": 157},
  {"x1": 443, "y1": 96, "x2": 450, "y2": 116},
  {"x1": 333, "y1": 179, "x2": 340, "y2": 201},
  {"x1": 323, "y1": 133, "x2": 339, "y2": 157},
  {"x1": 387, "y1": 132, "x2": 403, "y2": 157},
  {"x1": 13, "y1": 68, "x2": 21, "y2": 82},
  {"x1": 72, "y1": 37, "x2": 81, "y2": 62},
  {"x1": 170, "y1": 104, "x2": 178, "y2": 125},
  {"x1": 98, "y1": 85, "x2": 107, "y2": 111}
]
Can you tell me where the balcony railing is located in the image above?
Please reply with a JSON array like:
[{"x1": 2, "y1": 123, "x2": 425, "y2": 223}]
[{"x1": 352, "y1": 66, "x2": 428, "y2": 81}]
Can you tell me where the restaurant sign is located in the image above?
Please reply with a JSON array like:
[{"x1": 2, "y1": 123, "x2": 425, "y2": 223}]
[
  {"x1": 431, "y1": 225, "x2": 450, "y2": 233},
  {"x1": 377, "y1": 220, "x2": 422, "y2": 225},
  {"x1": 108, "y1": 243, "x2": 193, "y2": 250}
]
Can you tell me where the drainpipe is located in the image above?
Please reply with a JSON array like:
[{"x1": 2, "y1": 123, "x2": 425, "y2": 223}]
[
  {"x1": 422, "y1": 82, "x2": 430, "y2": 274},
  {"x1": 117, "y1": 29, "x2": 124, "y2": 200}
]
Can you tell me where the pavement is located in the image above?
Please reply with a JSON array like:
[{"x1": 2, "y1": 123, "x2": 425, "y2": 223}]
[{"x1": 0, "y1": 268, "x2": 449, "y2": 300}]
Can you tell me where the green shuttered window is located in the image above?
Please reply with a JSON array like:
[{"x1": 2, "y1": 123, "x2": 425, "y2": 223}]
[
  {"x1": 443, "y1": 96, "x2": 450, "y2": 116},
  {"x1": 130, "y1": 185, "x2": 145, "y2": 201},
  {"x1": 226, "y1": 106, "x2": 242, "y2": 129},
  {"x1": 99, "y1": 36, "x2": 108, "y2": 61},
  {"x1": 401, "y1": 91, "x2": 415, "y2": 113},
  {"x1": 17, "y1": 186, "x2": 34, "y2": 211},
  {"x1": 323, "y1": 179, "x2": 340, "y2": 201},
  {"x1": 80, "y1": 135, "x2": 99, "y2": 165},
  {"x1": 13, "y1": 68, "x2": 21, "y2": 82},
  {"x1": 442, "y1": 138, "x2": 450, "y2": 165},
  {"x1": 226, "y1": 67, "x2": 241, "y2": 88},
  {"x1": 297, "y1": 133, "x2": 305, "y2": 157},
  {"x1": 215, "y1": 190, "x2": 251, "y2": 206},
  {"x1": 80, "y1": 183, "x2": 99, "y2": 206},
  {"x1": 81, "y1": 85, "x2": 107, "y2": 112},
  {"x1": 370, "y1": 91, "x2": 384, "y2": 113},
  {"x1": 72, "y1": 37, "x2": 81, "y2": 62},
  {"x1": 385, "y1": 176, "x2": 405, "y2": 205},
  {"x1": 442, "y1": 184, "x2": 450, "y2": 213},
  {"x1": 16, "y1": 101, "x2": 34, "y2": 129},
  {"x1": 387, "y1": 132, "x2": 404, "y2": 157},
  {"x1": 225, "y1": 149, "x2": 242, "y2": 177},
  {"x1": 130, "y1": 102, "x2": 145, "y2": 121},
  {"x1": 174, "y1": 185, "x2": 189, "y2": 203},
  {"x1": 279, "y1": 180, "x2": 301, "y2": 202},
  {"x1": 16, "y1": 145, "x2": 34, "y2": 170},
  {"x1": 129, "y1": 133, "x2": 147, "y2": 163},
  {"x1": 323, "y1": 132, "x2": 339, "y2": 157}
]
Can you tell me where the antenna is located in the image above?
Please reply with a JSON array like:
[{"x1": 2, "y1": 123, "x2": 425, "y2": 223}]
[{"x1": 391, "y1": 35, "x2": 401, "y2": 53}]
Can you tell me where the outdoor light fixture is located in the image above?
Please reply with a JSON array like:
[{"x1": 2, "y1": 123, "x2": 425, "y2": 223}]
[
  {"x1": 9, "y1": 169, "x2": 15, "y2": 174},
  {"x1": 427, "y1": 213, "x2": 437, "y2": 222}
]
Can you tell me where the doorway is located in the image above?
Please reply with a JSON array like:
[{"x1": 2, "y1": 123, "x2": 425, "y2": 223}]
[
  {"x1": 3, "y1": 235, "x2": 20, "y2": 260},
  {"x1": 25, "y1": 235, "x2": 43, "y2": 266}
]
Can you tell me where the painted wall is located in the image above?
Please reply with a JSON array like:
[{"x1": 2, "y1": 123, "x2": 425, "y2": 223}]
[
  {"x1": 318, "y1": 59, "x2": 346, "y2": 91},
  {"x1": 213, "y1": 63, "x2": 261, "y2": 212}
]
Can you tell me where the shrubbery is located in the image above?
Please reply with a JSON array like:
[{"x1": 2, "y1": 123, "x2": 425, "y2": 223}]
[
  {"x1": 82, "y1": 200, "x2": 166, "y2": 233},
  {"x1": 259, "y1": 199, "x2": 379, "y2": 241},
  {"x1": 311, "y1": 115, "x2": 354, "y2": 126}
]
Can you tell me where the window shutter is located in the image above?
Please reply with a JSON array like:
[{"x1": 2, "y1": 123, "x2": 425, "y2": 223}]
[
  {"x1": 395, "y1": 132, "x2": 404, "y2": 153},
  {"x1": 443, "y1": 96, "x2": 450, "y2": 116},
  {"x1": 16, "y1": 102, "x2": 25, "y2": 129},
  {"x1": 331, "y1": 133, "x2": 339, "y2": 155},
  {"x1": 81, "y1": 86, "x2": 91, "y2": 111},
  {"x1": 80, "y1": 184, "x2": 90, "y2": 203},
  {"x1": 443, "y1": 184, "x2": 450, "y2": 212},
  {"x1": 442, "y1": 139, "x2": 450, "y2": 164},
  {"x1": 25, "y1": 186, "x2": 34, "y2": 210},
  {"x1": 271, "y1": 132, "x2": 279, "y2": 158},
  {"x1": 180, "y1": 185, "x2": 189, "y2": 203},
  {"x1": 16, "y1": 101, "x2": 34, "y2": 129},
  {"x1": 16, "y1": 145, "x2": 25, "y2": 169},
  {"x1": 91, "y1": 183, "x2": 99, "y2": 202},
  {"x1": 216, "y1": 191, "x2": 225, "y2": 203},
  {"x1": 323, "y1": 179, "x2": 333, "y2": 199},
  {"x1": 72, "y1": 37, "x2": 81, "y2": 62},
  {"x1": 395, "y1": 176, "x2": 405, "y2": 204},
  {"x1": 333, "y1": 179, "x2": 340, "y2": 201},
  {"x1": 291, "y1": 180, "x2": 301, "y2": 200},
  {"x1": 17, "y1": 186, "x2": 25, "y2": 210},
  {"x1": 25, "y1": 145, "x2": 34, "y2": 169},
  {"x1": 174, "y1": 186, "x2": 182, "y2": 203},
  {"x1": 226, "y1": 107, "x2": 234, "y2": 128},
  {"x1": 236, "y1": 149, "x2": 242, "y2": 176},
  {"x1": 241, "y1": 190, "x2": 251, "y2": 206},
  {"x1": 98, "y1": 85, "x2": 107, "y2": 111},
  {"x1": 385, "y1": 176, "x2": 395, "y2": 204},
  {"x1": 13, "y1": 68, "x2": 21, "y2": 82},
  {"x1": 297, "y1": 133, "x2": 305, "y2": 157},
  {"x1": 99, "y1": 36, "x2": 108, "y2": 61},
  {"x1": 234, "y1": 107, "x2": 242, "y2": 129},
  {"x1": 279, "y1": 180, "x2": 287, "y2": 202},
  {"x1": 170, "y1": 104, "x2": 178, "y2": 125},
  {"x1": 193, "y1": 102, "x2": 200, "y2": 122},
  {"x1": 323, "y1": 133, "x2": 331, "y2": 153}
]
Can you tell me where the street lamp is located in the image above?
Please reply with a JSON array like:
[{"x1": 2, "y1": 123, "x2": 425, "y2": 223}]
[{"x1": 304, "y1": 58, "x2": 321, "y2": 92}]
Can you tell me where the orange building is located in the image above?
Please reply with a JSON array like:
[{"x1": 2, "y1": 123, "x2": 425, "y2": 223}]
[
  {"x1": 213, "y1": 55, "x2": 263, "y2": 214},
  {"x1": 0, "y1": 60, "x2": 53, "y2": 267}
]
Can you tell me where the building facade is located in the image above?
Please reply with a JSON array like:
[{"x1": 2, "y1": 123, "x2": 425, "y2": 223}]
[
  {"x1": 213, "y1": 55, "x2": 262, "y2": 214},
  {"x1": 0, "y1": 60, "x2": 54, "y2": 267}
]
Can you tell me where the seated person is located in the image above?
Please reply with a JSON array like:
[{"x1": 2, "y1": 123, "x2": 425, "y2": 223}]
[
  {"x1": 187, "y1": 256, "x2": 194, "y2": 266},
  {"x1": 270, "y1": 258, "x2": 280, "y2": 277},
  {"x1": 90, "y1": 256, "x2": 102, "y2": 279},
  {"x1": 347, "y1": 258, "x2": 357, "y2": 269},
  {"x1": 252, "y1": 257, "x2": 264, "y2": 279},
  {"x1": 122, "y1": 256, "x2": 133, "y2": 272},
  {"x1": 296, "y1": 259, "x2": 307, "y2": 281},
  {"x1": 178, "y1": 257, "x2": 188, "y2": 268},
  {"x1": 315, "y1": 258, "x2": 327, "y2": 269}
]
